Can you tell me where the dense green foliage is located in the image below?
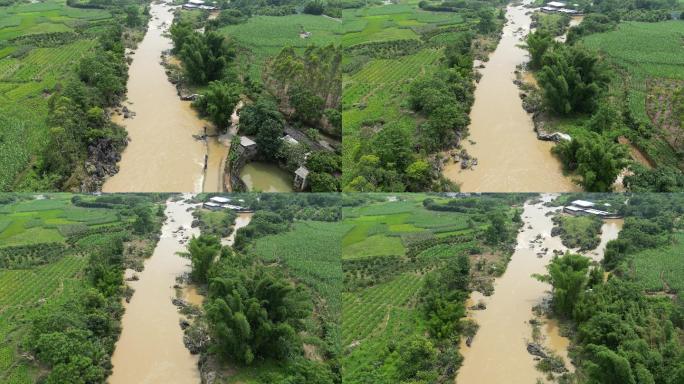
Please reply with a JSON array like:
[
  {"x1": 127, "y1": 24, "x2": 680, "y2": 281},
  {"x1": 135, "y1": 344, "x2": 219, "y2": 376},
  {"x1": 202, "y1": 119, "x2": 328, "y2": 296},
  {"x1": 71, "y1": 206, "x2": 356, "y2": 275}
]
[
  {"x1": 0, "y1": 0, "x2": 149, "y2": 191},
  {"x1": 342, "y1": 0, "x2": 505, "y2": 192},
  {"x1": 342, "y1": 193, "x2": 523, "y2": 383},
  {"x1": 552, "y1": 214, "x2": 604, "y2": 250},
  {"x1": 0, "y1": 193, "x2": 165, "y2": 383},
  {"x1": 188, "y1": 193, "x2": 342, "y2": 383},
  {"x1": 541, "y1": 194, "x2": 684, "y2": 384}
]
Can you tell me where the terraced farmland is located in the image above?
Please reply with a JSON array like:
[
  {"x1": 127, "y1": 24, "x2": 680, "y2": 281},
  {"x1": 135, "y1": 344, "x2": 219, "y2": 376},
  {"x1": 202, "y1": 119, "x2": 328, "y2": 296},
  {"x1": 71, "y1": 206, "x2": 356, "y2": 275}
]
[
  {"x1": 0, "y1": 0, "x2": 114, "y2": 191},
  {"x1": 0, "y1": 193, "x2": 162, "y2": 383}
]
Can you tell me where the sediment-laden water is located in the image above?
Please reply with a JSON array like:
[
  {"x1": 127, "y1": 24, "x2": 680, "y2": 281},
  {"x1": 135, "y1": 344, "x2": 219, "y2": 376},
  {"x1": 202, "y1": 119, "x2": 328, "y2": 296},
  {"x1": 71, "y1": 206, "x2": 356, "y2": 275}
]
[
  {"x1": 221, "y1": 211, "x2": 253, "y2": 247},
  {"x1": 240, "y1": 162, "x2": 294, "y2": 192},
  {"x1": 456, "y1": 195, "x2": 622, "y2": 383},
  {"x1": 443, "y1": 1, "x2": 577, "y2": 192},
  {"x1": 103, "y1": 2, "x2": 206, "y2": 192},
  {"x1": 109, "y1": 197, "x2": 201, "y2": 384}
]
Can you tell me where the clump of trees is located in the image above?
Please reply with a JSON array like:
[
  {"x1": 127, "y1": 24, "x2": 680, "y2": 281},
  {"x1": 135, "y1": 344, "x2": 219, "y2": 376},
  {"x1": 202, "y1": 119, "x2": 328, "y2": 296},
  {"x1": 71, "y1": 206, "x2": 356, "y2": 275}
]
[
  {"x1": 537, "y1": 252, "x2": 684, "y2": 384},
  {"x1": 26, "y1": 236, "x2": 126, "y2": 382},
  {"x1": 263, "y1": 45, "x2": 342, "y2": 138},
  {"x1": 170, "y1": 24, "x2": 236, "y2": 86},
  {"x1": 205, "y1": 256, "x2": 311, "y2": 364},
  {"x1": 192, "y1": 80, "x2": 241, "y2": 131},
  {"x1": 38, "y1": 25, "x2": 130, "y2": 191},
  {"x1": 552, "y1": 131, "x2": 627, "y2": 191},
  {"x1": 537, "y1": 45, "x2": 608, "y2": 115}
]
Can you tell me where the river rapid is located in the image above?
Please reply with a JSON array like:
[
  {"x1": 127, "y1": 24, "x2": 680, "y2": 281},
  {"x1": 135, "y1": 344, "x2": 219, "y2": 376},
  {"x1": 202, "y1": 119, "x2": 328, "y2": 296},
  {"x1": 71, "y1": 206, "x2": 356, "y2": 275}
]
[
  {"x1": 456, "y1": 195, "x2": 623, "y2": 383},
  {"x1": 109, "y1": 196, "x2": 201, "y2": 384},
  {"x1": 443, "y1": 1, "x2": 578, "y2": 192}
]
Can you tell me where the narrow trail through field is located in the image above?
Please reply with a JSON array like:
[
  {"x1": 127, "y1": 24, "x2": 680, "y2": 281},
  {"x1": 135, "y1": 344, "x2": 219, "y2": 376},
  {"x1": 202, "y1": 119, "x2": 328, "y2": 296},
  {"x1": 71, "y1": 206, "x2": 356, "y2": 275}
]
[
  {"x1": 443, "y1": 0, "x2": 577, "y2": 192},
  {"x1": 109, "y1": 196, "x2": 200, "y2": 384},
  {"x1": 455, "y1": 195, "x2": 622, "y2": 383}
]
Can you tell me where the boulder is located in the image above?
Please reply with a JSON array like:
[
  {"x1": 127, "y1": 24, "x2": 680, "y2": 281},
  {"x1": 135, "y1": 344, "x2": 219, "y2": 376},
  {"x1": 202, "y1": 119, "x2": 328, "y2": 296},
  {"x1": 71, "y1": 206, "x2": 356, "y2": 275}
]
[{"x1": 527, "y1": 342, "x2": 547, "y2": 359}]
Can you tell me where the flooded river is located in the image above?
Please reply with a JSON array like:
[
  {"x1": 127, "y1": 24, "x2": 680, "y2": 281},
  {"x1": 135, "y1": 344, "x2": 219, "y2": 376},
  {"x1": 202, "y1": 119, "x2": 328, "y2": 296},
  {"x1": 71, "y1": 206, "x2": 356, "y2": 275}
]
[
  {"x1": 221, "y1": 211, "x2": 253, "y2": 246},
  {"x1": 456, "y1": 195, "x2": 622, "y2": 383},
  {"x1": 103, "y1": 1, "x2": 223, "y2": 193},
  {"x1": 109, "y1": 197, "x2": 200, "y2": 384},
  {"x1": 443, "y1": 1, "x2": 577, "y2": 192},
  {"x1": 103, "y1": 1, "x2": 205, "y2": 192}
]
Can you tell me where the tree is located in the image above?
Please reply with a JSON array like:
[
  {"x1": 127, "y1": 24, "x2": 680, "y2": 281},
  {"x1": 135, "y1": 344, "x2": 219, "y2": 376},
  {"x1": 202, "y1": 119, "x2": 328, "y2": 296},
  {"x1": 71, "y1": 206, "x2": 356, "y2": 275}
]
[
  {"x1": 303, "y1": 0, "x2": 324, "y2": 15},
  {"x1": 587, "y1": 100, "x2": 622, "y2": 133},
  {"x1": 238, "y1": 96, "x2": 283, "y2": 136},
  {"x1": 485, "y1": 211, "x2": 508, "y2": 245},
  {"x1": 256, "y1": 117, "x2": 284, "y2": 161},
  {"x1": 371, "y1": 123, "x2": 413, "y2": 173},
  {"x1": 193, "y1": 81, "x2": 241, "y2": 131},
  {"x1": 537, "y1": 46, "x2": 607, "y2": 115},
  {"x1": 288, "y1": 86, "x2": 325, "y2": 126},
  {"x1": 624, "y1": 165, "x2": 684, "y2": 192},
  {"x1": 584, "y1": 345, "x2": 636, "y2": 384},
  {"x1": 186, "y1": 235, "x2": 221, "y2": 284},
  {"x1": 170, "y1": 20, "x2": 193, "y2": 54},
  {"x1": 206, "y1": 267, "x2": 310, "y2": 365},
  {"x1": 180, "y1": 31, "x2": 233, "y2": 85},
  {"x1": 534, "y1": 253, "x2": 590, "y2": 318},
  {"x1": 526, "y1": 31, "x2": 554, "y2": 70},
  {"x1": 132, "y1": 206, "x2": 153, "y2": 234},
  {"x1": 405, "y1": 160, "x2": 432, "y2": 191},
  {"x1": 575, "y1": 132, "x2": 627, "y2": 192},
  {"x1": 553, "y1": 132, "x2": 627, "y2": 192},
  {"x1": 308, "y1": 172, "x2": 339, "y2": 192},
  {"x1": 477, "y1": 9, "x2": 497, "y2": 34},
  {"x1": 124, "y1": 5, "x2": 142, "y2": 28}
]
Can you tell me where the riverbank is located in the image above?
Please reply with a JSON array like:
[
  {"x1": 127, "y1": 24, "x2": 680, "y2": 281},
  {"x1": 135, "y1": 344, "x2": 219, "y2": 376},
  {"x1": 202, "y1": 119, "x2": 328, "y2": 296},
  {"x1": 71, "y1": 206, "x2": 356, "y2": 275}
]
[
  {"x1": 109, "y1": 196, "x2": 201, "y2": 383},
  {"x1": 456, "y1": 195, "x2": 622, "y2": 383},
  {"x1": 443, "y1": 0, "x2": 577, "y2": 192}
]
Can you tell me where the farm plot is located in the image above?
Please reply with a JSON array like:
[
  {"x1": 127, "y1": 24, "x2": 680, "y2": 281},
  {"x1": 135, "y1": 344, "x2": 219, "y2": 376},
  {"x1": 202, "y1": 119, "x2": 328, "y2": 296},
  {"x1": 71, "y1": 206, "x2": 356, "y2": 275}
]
[
  {"x1": 218, "y1": 14, "x2": 342, "y2": 80},
  {"x1": 0, "y1": 0, "x2": 113, "y2": 191},
  {"x1": 629, "y1": 232, "x2": 684, "y2": 295},
  {"x1": 581, "y1": 21, "x2": 684, "y2": 167}
]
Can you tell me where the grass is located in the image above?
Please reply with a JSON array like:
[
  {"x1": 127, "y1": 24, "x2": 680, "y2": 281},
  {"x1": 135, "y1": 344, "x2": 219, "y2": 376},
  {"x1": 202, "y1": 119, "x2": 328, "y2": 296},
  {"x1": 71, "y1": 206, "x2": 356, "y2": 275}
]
[
  {"x1": 579, "y1": 21, "x2": 684, "y2": 168},
  {"x1": 0, "y1": 196, "x2": 122, "y2": 246},
  {"x1": 0, "y1": 0, "x2": 112, "y2": 190},
  {"x1": 629, "y1": 232, "x2": 684, "y2": 295},
  {"x1": 217, "y1": 13, "x2": 342, "y2": 80}
]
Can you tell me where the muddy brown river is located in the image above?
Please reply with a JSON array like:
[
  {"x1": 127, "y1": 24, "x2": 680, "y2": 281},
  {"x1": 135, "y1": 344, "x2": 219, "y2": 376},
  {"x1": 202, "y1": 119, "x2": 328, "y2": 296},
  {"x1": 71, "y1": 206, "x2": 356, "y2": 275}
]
[
  {"x1": 103, "y1": 1, "x2": 227, "y2": 193},
  {"x1": 456, "y1": 195, "x2": 622, "y2": 383},
  {"x1": 221, "y1": 211, "x2": 253, "y2": 246},
  {"x1": 443, "y1": 1, "x2": 578, "y2": 192},
  {"x1": 109, "y1": 196, "x2": 200, "y2": 383}
]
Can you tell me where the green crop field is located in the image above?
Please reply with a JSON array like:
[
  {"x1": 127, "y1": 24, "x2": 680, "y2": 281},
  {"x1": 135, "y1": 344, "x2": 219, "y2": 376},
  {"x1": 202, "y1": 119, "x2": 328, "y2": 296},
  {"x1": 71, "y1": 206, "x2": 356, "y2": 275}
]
[
  {"x1": 341, "y1": 0, "x2": 489, "y2": 188},
  {"x1": 0, "y1": 193, "x2": 163, "y2": 383},
  {"x1": 341, "y1": 194, "x2": 522, "y2": 382},
  {"x1": 342, "y1": 196, "x2": 477, "y2": 260},
  {"x1": 0, "y1": 0, "x2": 113, "y2": 191},
  {"x1": 253, "y1": 220, "x2": 346, "y2": 321},
  {"x1": 218, "y1": 13, "x2": 342, "y2": 80},
  {"x1": 0, "y1": 194, "x2": 133, "y2": 383},
  {"x1": 579, "y1": 21, "x2": 684, "y2": 167},
  {"x1": 630, "y1": 232, "x2": 684, "y2": 295}
]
